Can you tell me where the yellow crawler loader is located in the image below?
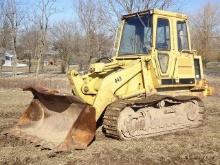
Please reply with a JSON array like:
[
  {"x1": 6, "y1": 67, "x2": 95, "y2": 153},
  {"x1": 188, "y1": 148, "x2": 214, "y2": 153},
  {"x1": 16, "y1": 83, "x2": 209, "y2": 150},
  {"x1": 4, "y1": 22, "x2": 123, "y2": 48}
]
[{"x1": 4, "y1": 9, "x2": 213, "y2": 151}]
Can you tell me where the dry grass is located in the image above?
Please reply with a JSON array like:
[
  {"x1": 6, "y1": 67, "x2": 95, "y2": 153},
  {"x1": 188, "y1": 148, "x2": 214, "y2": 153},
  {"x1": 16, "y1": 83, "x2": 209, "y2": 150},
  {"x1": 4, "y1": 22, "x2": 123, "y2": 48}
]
[{"x1": 0, "y1": 69, "x2": 219, "y2": 165}]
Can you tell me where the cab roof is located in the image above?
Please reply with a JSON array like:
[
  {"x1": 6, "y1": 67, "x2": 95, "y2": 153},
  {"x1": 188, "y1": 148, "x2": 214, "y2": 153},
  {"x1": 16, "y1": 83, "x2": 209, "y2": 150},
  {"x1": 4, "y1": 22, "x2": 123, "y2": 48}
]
[{"x1": 122, "y1": 9, "x2": 187, "y2": 20}]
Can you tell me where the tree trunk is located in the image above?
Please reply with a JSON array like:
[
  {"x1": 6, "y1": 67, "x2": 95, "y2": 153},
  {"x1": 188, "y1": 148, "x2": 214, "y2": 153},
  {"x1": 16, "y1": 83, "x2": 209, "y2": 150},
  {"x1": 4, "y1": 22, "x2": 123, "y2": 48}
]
[
  {"x1": 36, "y1": 38, "x2": 45, "y2": 76},
  {"x1": 61, "y1": 60, "x2": 66, "y2": 73},
  {"x1": 12, "y1": 28, "x2": 17, "y2": 77},
  {"x1": 61, "y1": 53, "x2": 70, "y2": 74},
  {"x1": 12, "y1": 43, "x2": 17, "y2": 77},
  {"x1": 12, "y1": 50, "x2": 17, "y2": 77},
  {"x1": 28, "y1": 55, "x2": 31, "y2": 73},
  {"x1": 0, "y1": 60, "x2": 3, "y2": 77},
  {"x1": 36, "y1": 56, "x2": 41, "y2": 76}
]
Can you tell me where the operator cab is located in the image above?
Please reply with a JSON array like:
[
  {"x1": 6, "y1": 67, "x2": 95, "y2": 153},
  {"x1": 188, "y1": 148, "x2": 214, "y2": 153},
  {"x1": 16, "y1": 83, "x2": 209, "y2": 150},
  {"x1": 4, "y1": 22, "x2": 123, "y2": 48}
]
[
  {"x1": 116, "y1": 9, "x2": 203, "y2": 86},
  {"x1": 117, "y1": 9, "x2": 190, "y2": 57}
]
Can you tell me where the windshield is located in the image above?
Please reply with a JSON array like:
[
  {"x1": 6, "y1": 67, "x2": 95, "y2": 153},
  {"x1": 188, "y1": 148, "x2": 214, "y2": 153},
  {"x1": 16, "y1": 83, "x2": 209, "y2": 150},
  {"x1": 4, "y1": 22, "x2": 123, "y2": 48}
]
[{"x1": 119, "y1": 14, "x2": 152, "y2": 56}]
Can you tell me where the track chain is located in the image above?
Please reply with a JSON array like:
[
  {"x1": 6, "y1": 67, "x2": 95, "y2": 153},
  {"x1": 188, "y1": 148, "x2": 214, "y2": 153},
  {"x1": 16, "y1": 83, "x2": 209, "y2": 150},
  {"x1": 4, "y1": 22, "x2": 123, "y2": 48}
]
[{"x1": 103, "y1": 95, "x2": 205, "y2": 139}]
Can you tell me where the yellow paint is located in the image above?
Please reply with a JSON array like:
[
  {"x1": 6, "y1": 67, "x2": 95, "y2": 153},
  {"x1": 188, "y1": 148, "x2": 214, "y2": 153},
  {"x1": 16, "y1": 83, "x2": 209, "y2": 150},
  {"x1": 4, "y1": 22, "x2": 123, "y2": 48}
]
[{"x1": 67, "y1": 9, "x2": 212, "y2": 121}]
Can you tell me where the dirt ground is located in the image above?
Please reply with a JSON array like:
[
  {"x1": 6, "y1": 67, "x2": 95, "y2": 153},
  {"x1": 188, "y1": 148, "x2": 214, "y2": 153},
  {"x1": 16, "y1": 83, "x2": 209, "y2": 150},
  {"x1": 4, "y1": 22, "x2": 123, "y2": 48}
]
[{"x1": 0, "y1": 72, "x2": 219, "y2": 165}]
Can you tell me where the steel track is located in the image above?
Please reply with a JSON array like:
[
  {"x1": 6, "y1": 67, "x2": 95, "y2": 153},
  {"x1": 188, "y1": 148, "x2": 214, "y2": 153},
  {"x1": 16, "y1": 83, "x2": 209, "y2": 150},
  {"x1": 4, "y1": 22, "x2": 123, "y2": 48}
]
[{"x1": 103, "y1": 95, "x2": 205, "y2": 139}]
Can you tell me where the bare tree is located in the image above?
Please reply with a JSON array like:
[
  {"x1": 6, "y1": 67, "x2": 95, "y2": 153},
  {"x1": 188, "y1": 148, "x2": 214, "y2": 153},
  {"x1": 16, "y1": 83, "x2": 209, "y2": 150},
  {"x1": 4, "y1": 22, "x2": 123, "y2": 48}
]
[
  {"x1": 0, "y1": 0, "x2": 4, "y2": 51},
  {"x1": 0, "y1": 0, "x2": 4, "y2": 26},
  {"x1": 77, "y1": 0, "x2": 98, "y2": 65},
  {"x1": 0, "y1": 0, "x2": 4, "y2": 24},
  {"x1": 76, "y1": 0, "x2": 113, "y2": 66},
  {"x1": 3, "y1": 0, "x2": 24, "y2": 76},
  {"x1": 52, "y1": 21, "x2": 78, "y2": 73},
  {"x1": 191, "y1": 2, "x2": 220, "y2": 64},
  {"x1": 34, "y1": 0, "x2": 57, "y2": 76},
  {"x1": 100, "y1": 0, "x2": 181, "y2": 32},
  {"x1": 75, "y1": 0, "x2": 178, "y2": 67},
  {"x1": 107, "y1": 0, "x2": 174, "y2": 15},
  {"x1": 0, "y1": 1, "x2": 6, "y2": 76},
  {"x1": 20, "y1": 26, "x2": 40, "y2": 73},
  {"x1": 0, "y1": 1, "x2": 4, "y2": 77}
]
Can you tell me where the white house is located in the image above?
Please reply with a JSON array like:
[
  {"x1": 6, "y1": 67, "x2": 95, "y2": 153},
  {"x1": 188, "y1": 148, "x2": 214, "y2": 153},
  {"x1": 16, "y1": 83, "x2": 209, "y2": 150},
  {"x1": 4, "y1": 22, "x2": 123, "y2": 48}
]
[
  {"x1": 3, "y1": 52, "x2": 13, "y2": 66},
  {"x1": 3, "y1": 52, "x2": 27, "y2": 67}
]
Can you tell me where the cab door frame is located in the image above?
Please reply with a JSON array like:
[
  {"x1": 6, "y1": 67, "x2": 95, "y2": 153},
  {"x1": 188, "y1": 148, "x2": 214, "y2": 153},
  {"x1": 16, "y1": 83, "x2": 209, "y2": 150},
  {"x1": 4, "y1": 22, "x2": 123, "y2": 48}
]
[
  {"x1": 152, "y1": 14, "x2": 176, "y2": 81},
  {"x1": 173, "y1": 18, "x2": 196, "y2": 84}
]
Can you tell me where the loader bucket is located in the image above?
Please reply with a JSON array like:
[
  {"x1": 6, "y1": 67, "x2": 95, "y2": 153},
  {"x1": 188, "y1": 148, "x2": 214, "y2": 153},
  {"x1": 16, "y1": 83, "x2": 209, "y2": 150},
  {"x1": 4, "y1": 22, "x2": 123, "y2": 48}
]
[{"x1": 5, "y1": 86, "x2": 96, "y2": 151}]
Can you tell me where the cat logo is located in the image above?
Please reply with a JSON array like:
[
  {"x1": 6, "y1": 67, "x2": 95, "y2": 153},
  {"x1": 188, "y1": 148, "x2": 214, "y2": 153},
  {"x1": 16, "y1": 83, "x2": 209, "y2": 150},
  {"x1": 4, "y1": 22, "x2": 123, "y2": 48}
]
[{"x1": 115, "y1": 76, "x2": 122, "y2": 83}]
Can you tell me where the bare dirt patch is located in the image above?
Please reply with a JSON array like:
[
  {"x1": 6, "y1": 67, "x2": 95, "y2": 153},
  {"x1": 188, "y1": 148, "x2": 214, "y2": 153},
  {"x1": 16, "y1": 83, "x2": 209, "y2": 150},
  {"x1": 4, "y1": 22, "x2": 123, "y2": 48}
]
[{"x1": 0, "y1": 78, "x2": 219, "y2": 164}]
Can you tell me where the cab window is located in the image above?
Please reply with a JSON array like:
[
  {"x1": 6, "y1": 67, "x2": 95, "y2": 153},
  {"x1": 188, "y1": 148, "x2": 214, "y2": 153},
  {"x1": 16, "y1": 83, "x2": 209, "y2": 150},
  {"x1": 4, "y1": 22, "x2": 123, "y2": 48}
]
[
  {"x1": 156, "y1": 18, "x2": 170, "y2": 51},
  {"x1": 177, "y1": 21, "x2": 189, "y2": 51},
  {"x1": 119, "y1": 14, "x2": 152, "y2": 55}
]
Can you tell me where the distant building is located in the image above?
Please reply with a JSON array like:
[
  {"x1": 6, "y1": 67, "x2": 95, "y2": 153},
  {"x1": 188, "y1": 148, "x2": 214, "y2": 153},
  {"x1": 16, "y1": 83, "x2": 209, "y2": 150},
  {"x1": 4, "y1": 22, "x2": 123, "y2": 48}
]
[
  {"x1": 3, "y1": 52, "x2": 27, "y2": 67},
  {"x1": 3, "y1": 52, "x2": 13, "y2": 66}
]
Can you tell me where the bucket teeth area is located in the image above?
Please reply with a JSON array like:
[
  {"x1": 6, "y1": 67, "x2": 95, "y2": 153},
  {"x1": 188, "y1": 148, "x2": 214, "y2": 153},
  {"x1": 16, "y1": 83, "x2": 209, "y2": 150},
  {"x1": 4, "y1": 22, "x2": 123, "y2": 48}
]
[
  {"x1": 2, "y1": 129, "x2": 56, "y2": 150},
  {"x1": 3, "y1": 86, "x2": 96, "y2": 151}
]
